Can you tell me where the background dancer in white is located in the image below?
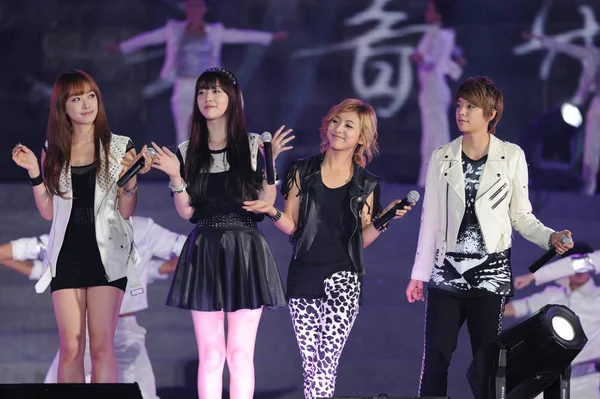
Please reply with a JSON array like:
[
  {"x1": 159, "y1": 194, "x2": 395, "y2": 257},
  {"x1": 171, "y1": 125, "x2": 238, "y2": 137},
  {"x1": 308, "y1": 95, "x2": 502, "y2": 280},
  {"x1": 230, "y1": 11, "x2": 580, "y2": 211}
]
[
  {"x1": 107, "y1": 0, "x2": 288, "y2": 145},
  {"x1": 0, "y1": 216, "x2": 186, "y2": 399}
]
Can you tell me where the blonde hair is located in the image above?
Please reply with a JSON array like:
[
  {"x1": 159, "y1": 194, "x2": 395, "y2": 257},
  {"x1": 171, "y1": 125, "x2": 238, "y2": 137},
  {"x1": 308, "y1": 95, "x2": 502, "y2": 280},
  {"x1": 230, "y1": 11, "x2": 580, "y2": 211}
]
[{"x1": 319, "y1": 99, "x2": 379, "y2": 167}]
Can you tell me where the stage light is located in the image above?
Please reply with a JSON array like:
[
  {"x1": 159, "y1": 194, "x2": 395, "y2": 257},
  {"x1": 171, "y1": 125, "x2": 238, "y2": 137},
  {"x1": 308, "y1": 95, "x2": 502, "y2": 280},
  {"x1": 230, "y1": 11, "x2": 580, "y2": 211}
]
[
  {"x1": 551, "y1": 315, "x2": 575, "y2": 341},
  {"x1": 467, "y1": 304, "x2": 587, "y2": 399},
  {"x1": 520, "y1": 103, "x2": 583, "y2": 190},
  {"x1": 560, "y1": 102, "x2": 583, "y2": 128}
]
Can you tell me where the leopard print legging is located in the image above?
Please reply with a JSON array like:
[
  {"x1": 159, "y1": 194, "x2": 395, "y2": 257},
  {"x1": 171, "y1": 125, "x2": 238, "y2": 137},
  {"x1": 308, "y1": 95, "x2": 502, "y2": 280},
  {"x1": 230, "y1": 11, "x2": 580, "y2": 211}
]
[{"x1": 288, "y1": 271, "x2": 361, "y2": 399}]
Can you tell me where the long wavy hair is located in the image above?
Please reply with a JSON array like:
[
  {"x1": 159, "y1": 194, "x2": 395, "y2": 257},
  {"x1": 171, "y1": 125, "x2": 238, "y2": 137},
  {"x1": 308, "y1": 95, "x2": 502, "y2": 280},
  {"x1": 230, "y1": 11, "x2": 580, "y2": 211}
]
[
  {"x1": 319, "y1": 98, "x2": 379, "y2": 168},
  {"x1": 43, "y1": 70, "x2": 111, "y2": 197},
  {"x1": 185, "y1": 69, "x2": 261, "y2": 205}
]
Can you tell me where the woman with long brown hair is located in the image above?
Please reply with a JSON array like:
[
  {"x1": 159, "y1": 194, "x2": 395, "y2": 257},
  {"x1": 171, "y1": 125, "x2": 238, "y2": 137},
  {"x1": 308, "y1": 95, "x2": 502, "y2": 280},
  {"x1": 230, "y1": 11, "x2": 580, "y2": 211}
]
[{"x1": 11, "y1": 70, "x2": 150, "y2": 383}]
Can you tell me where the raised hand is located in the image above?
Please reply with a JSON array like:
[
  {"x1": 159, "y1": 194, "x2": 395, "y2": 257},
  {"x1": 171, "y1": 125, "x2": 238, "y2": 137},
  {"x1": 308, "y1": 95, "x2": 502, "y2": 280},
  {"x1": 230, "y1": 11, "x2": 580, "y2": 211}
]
[
  {"x1": 150, "y1": 142, "x2": 181, "y2": 179},
  {"x1": 12, "y1": 144, "x2": 40, "y2": 177},
  {"x1": 120, "y1": 145, "x2": 152, "y2": 179},
  {"x1": 269, "y1": 125, "x2": 295, "y2": 161},
  {"x1": 514, "y1": 273, "x2": 535, "y2": 290}
]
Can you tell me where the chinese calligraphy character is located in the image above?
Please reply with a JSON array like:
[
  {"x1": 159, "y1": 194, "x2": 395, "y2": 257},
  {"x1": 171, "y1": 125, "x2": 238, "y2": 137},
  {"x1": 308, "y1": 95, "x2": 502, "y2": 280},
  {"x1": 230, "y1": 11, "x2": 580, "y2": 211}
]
[{"x1": 294, "y1": 0, "x2": 426, "y2": 118}]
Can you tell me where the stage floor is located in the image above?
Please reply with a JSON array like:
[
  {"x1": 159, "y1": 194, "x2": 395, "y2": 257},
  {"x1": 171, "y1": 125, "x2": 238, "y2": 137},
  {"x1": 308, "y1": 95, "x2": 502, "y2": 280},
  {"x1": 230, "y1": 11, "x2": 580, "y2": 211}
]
[{"x1": 0, "y1": 182, "x2": 598, "y2": 398}]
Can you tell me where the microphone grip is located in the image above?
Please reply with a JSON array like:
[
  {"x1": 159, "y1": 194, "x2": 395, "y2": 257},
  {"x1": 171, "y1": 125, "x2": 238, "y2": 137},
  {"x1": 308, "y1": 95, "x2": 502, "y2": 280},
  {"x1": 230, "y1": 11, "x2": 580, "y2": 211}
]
[
  {"x1": 528, "y1": 248, "x2": 559, "y2": 273},
  {"x1": 117, "y1": 158, "x2": 144, "y2": 188},
  {"x1": 373, "y1": 198, "x2": 411, "y2": 230},
  {"x1": 263, "y1": 142, "x2": 275, "y2": 185}
]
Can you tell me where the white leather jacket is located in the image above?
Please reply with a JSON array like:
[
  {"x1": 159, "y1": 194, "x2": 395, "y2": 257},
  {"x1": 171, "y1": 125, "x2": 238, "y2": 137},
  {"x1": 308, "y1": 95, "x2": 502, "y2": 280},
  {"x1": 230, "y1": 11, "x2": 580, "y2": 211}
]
[
  {"x1": 411, "y1": 135, "x2": 555, "y2": 282},
  {"x1": 35, "y1": 134, "x2": 141, "y2": 295}
]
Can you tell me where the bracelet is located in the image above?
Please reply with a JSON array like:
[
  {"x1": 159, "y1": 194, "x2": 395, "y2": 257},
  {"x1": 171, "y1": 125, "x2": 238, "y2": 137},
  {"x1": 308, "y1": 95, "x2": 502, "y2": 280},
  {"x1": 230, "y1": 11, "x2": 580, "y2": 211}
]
[
  {"x1": 267, "y1": 208, "x2": 282, "y2": 222},
  {"x1": 372, "y1": 217, "x2": 389, "y2": 232},
  {"x1": 548, "y1": 232, "x2": 556, "y2": 249},
  {"x1": 29, "y1": 174, "x2": 43, "y2": 187},
  {"x1": 169, "y1": 179, "x2": 187, "y2": 194},
  {"x1": 122, "y1": 184, "x2": 138, "y2": 197}
]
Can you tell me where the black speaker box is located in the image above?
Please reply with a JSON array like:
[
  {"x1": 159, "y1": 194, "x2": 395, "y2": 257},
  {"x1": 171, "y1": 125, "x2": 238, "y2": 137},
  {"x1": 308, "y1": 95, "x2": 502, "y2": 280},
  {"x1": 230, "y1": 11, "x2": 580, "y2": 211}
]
[{"x1": 0, "y1": 383, "x2": 143, "y2": 398}]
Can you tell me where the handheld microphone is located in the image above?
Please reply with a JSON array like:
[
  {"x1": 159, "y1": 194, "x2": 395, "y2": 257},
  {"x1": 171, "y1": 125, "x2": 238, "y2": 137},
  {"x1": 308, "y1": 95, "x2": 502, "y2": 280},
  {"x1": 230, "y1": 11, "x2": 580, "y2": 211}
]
[
  {"x1": 260, "y1": 132, "x2": 275, "y2": 185},
  {"x1": 376, "y1": 190, "x2": 420, "y2": 226},
  {"x1": 528, "y1": 235, "x2": 573, "y2": 273},
  {"x1": 117, "y1": 147, "x2": 157, "y2": 188}
]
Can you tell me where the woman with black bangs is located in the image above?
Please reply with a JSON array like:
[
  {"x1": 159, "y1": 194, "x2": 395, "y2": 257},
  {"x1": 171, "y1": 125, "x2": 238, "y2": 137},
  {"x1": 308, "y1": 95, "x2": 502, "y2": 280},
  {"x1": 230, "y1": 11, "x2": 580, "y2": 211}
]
[{"x1": 149, "y1": 67, "x2": 293, "y2": 399}]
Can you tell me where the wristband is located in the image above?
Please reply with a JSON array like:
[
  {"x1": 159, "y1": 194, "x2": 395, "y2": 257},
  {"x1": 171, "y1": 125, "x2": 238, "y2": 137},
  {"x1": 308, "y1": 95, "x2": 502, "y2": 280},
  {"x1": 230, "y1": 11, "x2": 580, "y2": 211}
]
[
  {"x1": 548, "y1": 232, "x2": 556, "y2": 249},
  {"x1": 29, "y1": 174, "x2": 43, "y2": 187},
  {"x1": 169, "y1": 179, "x2": 187, "y2": 194},
  {"x1": 267, "y1": 208, "x2": 282, "y2": 222},
  {"x1": 122, "y1": 184, "x2": 138, "y2": 197}
]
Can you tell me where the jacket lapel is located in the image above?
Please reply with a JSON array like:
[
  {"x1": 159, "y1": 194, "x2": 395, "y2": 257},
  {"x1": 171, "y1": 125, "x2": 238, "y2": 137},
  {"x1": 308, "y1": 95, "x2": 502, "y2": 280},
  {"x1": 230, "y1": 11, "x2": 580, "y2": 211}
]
[
  {"x1": 442, "y1": 137, "x2": 465, "y2": 203},
  {"x1": 476, "y1": 135, "x2": 506, "y2": 199}
]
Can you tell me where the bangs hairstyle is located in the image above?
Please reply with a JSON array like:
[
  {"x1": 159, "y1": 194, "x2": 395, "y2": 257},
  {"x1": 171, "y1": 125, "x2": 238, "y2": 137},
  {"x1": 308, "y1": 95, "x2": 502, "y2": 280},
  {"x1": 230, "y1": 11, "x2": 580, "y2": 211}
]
[
  {"x1": 319, "y1": 98, "x2": 379, "y2": 167},
  {"x1": 44, "y1": 70, "x2": 111, "y2": 197},
  {"x1": 185, "y1": 69, "x2": 262, "y2": 204},
  {"x1": 455, "y1": 76, "x2": 504, "y2": 134}
]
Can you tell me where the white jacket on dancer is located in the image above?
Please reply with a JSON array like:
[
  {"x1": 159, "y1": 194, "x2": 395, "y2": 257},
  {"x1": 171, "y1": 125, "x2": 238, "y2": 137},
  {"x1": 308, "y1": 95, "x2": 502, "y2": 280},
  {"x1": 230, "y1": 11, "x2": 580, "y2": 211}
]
[
  {"x1": 531, "y1": 250, "x2": 600, "y2": 286},
  {"x1": 412, "y1": 135, "x2": 555, "y2": 282},
  {"x1": 13, "y1": 216, "x2": 186, "y2": 314},
  {"x1": 415, "y1": 24, "x2": 457, "y2": 187},
  {"x1": 534, "y1": 35, "x2": 600, "y2": 196},
  {"x1": 119, "y1": 20, "x2": 274, "y2": 83},
  {"x1": 12, "y1": 217, "x2": 186, "y2": 398}
]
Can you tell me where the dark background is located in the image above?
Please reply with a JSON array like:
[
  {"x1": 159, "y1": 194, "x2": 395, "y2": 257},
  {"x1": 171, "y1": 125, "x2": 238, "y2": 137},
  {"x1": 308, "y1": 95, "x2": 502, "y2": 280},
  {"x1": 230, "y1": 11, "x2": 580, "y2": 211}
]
[
  {"x1": 1, "y1": 1, "x2": 600, "y2": 398},
  {"x1": 0, "y1": 0, "x2": 596, "y2": 183}
]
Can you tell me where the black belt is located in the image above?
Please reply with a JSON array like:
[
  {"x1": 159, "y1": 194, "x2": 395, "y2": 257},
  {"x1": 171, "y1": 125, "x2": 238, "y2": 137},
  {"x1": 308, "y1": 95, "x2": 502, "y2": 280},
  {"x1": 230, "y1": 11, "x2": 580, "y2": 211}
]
[{"x1": 196, "y1": 213, "x2": 257, "y2": 229}]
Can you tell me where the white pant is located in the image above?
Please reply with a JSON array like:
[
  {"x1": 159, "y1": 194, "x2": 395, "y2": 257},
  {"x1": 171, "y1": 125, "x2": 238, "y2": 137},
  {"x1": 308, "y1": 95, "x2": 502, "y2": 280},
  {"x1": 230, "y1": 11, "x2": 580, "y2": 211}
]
[
  {"x1": 533, "y1": 373, "x2": 600, "y2": 399},
  {"x1": 417, "y1": 80, "x2": 452, "y2": 187},
  {"x1": 583, "y1": 95, "x2": 600, "y2": 196},
  {"x1": 170, "y1": 77, "x2": 197, "y2": 146},
  {"x1": 45, "y1": 315, "x2": 159, "y2": 399}
]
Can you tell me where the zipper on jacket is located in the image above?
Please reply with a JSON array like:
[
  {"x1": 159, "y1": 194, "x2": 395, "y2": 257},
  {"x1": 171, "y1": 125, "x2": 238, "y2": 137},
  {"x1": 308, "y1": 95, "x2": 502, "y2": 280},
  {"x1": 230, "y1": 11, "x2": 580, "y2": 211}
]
[
  {"x1": 348, "y1": 195, "x2": 361, "y2": 269},
  {"x1": 491, "y1": 191, "x2": 508, "y2": 210},
  {"x1": 489, "y1": 183, "x2": 507, "y2": 201},
  {"x1": 444, "y1": 182, "x2": 449, "y2": 243},
  {"x1": 477, "y1": 177, "x2": 501, "y2": 200}
]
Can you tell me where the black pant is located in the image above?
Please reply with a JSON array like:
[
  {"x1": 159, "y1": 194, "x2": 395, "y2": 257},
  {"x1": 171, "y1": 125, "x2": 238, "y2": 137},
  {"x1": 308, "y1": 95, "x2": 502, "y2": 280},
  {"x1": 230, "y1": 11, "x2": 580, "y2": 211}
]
[{"x1": 418, "y1": 288, "x2": 506, "y2": 397}]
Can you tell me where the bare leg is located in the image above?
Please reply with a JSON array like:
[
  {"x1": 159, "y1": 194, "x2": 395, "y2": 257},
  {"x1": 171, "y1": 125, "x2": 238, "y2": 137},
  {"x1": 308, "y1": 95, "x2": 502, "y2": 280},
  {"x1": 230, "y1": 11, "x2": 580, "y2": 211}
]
[
  {"x1": 87, "y1": 285, "x2": 124, "y2": 382},
  {"x1": 226, "y1": 308, "x2": 263, "y2": 399},
  {"x1": 191, "y1": 310, "x2": 226, "y2": 399},
  {"x1": 52, "y1": 288, "x2": 87, "y2": 382}
]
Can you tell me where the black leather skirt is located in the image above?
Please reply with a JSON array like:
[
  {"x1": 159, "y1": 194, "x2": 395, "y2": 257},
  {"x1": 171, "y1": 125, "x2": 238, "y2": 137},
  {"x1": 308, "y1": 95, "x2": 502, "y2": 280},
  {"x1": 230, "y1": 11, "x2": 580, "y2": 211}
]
[{"x1": 166, "y1": 214, "x2": 287, "y2": 312}]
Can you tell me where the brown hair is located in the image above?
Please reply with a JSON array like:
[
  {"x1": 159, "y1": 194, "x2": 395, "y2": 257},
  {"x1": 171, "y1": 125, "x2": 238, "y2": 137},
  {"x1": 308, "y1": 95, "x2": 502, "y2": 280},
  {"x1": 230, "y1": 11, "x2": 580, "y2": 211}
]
[
  {"x1": 319, "y1": 98, "x2": 379, "y2": 167},
  {"x1": 455, "y1": 76, "x2": 504, "y2": 134},
  {"x1": 44, "y1": 70, "x2": 111, "y2": 197}
]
